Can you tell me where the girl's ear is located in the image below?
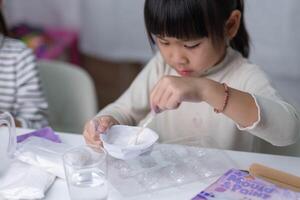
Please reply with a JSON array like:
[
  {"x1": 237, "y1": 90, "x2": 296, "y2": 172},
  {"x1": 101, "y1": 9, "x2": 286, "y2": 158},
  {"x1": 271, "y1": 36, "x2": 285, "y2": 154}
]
[{"x1": 225, "y1": 10, "x2": 241, "y2": 39}]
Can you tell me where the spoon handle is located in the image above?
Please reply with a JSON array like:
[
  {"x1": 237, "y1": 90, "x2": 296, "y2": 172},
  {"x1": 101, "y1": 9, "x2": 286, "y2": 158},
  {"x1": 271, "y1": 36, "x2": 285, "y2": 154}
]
[{"x1": 134, "y1": 113, "x2": 156, "y2": 145}]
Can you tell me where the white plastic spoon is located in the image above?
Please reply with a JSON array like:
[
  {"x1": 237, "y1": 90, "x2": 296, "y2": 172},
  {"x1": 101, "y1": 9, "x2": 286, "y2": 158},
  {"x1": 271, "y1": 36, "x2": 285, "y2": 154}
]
[{"x1": 128, "y1": 113, "x2": 156, "y2": 146}]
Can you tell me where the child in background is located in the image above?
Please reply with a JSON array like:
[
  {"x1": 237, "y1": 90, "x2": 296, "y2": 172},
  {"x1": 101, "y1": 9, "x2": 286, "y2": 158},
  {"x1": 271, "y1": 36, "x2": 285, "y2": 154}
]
[
  {"x1": 84, "y1": 0, "x2": 299, "y2": 152},
  {"x1": 0, "y1": 6, "x2": 48, "y2": 129}
]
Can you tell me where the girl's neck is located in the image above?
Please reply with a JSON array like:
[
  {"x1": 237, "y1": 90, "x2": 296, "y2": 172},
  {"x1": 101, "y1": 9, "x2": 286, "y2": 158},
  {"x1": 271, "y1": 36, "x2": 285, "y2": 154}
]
[
  {"x1": 201, "y1": 46, "x2": 232, "y2": 76},
  {"x1": 213, "y1": 45, "x2": 227, "y2": 67}
]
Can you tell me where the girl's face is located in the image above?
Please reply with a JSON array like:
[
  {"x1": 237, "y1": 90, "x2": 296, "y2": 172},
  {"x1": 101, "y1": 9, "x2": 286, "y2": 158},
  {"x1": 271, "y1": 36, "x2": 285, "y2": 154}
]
[{"x1": 156, "y1": 36, "x2": 226, "y2": 77}]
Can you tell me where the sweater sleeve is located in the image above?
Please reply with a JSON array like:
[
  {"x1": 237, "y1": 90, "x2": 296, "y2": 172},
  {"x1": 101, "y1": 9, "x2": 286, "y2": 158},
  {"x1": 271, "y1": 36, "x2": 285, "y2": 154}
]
[
  {"x1": 236, "y1": 65, "x2": 300, "y2": 146},
  {"x1": 97, "y1": 54, "x2": 163, "y2": 125},
  {"x1": 15, "y1": 47, "x2": 49, "y2": 129}
]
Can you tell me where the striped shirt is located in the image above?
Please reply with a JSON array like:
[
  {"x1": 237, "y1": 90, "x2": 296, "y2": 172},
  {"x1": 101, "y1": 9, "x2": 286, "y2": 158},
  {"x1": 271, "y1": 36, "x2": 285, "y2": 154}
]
[{"x1": 0, "y1": 34, "x2": 48, "y2": 129}]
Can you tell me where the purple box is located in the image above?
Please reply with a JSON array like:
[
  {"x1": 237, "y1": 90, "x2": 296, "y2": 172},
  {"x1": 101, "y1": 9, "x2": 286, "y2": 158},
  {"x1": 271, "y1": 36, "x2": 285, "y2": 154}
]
[
  {"x1": 192, "y1": 169, "x2": 300, "y2": 200},
  {"x1": 17, "y1": 127, "x2": 61, "y2": 143}
]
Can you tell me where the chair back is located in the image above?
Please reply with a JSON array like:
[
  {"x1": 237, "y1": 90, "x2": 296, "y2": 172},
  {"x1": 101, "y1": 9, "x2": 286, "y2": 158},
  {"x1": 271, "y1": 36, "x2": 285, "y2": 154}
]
[{"x1": 37, "y1": 60, "x2": 98, "y2": 134}]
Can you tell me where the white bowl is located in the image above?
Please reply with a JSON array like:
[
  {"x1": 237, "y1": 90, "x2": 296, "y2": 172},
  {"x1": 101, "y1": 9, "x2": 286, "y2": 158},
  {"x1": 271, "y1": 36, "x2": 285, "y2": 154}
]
[{"x1": 101, "y1": 125, "x2": 159, "y2": 160}]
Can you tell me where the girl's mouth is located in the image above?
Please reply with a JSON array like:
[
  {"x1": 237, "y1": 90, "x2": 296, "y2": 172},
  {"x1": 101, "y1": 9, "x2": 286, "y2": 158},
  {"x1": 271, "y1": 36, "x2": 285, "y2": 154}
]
[{"x1": 177, "y1": 69, "x2": 193, "y2": 76}]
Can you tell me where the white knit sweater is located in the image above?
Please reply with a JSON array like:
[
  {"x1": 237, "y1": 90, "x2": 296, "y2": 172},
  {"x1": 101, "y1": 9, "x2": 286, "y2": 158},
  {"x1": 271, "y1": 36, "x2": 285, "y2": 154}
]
[{"x1": 99, "y1": 47, "x2": 300, "y2": 152}]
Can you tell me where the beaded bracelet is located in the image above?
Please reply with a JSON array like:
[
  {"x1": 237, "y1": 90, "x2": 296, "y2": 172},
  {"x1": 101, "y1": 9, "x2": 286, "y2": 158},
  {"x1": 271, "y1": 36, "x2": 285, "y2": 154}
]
[{"x1": 214, "y1": 83, "x2": 229, "y2": 113}]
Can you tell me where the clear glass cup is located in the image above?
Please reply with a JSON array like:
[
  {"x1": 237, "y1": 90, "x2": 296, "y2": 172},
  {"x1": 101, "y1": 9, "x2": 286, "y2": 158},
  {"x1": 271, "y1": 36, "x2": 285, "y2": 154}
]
[
  {"x1": 63, "y1": 145, "x2": 108, "y2": 200},
  {"x1": 0, "y1": 111, "x2": 17, "y2": 173},
  {"x1": 0, "y1": 111, "x2": 16, "y2": 159}
]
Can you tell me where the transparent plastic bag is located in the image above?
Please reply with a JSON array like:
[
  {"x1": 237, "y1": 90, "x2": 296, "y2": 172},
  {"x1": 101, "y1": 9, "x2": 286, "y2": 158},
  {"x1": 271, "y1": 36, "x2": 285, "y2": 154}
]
[
  {"x1": 0, "y1": 160, "x2": 55, "y2": 200},
  {"x1": 15, "y1": 136, "x2": 71, "y2": 178}
]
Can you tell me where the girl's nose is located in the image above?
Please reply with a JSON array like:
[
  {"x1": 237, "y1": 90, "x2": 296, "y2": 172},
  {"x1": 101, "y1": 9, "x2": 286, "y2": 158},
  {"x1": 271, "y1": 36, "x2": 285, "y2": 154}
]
[{"x1": 171, "y1": 49, "x2": 188, "y2": 65}]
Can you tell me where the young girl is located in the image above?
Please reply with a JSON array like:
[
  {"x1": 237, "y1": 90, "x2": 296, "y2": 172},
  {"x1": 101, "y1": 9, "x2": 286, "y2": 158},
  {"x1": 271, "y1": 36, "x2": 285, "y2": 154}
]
[
  {"x1": 84, "y1": 0, "x2": 299, "y2": 152},
  {"x1": 0, "y1": 6, "x2": 48, "y2": 129}
]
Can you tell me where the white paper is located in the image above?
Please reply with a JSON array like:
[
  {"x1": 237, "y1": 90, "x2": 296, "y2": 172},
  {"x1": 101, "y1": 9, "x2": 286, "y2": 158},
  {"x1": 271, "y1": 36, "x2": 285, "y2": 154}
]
[{"x1": 101, "y1": 125, "x2": 158, "y2": 160}]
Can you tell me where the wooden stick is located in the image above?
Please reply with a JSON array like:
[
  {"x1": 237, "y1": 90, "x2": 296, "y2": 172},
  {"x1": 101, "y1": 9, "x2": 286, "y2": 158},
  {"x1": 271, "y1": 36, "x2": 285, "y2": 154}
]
[{"x1": 249, "y1": 163, "x2": 300, "y2": 192}]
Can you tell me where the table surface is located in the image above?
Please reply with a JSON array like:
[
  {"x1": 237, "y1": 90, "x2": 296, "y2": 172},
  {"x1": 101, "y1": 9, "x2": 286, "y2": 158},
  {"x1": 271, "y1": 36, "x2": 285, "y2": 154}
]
[{"x1": 1, "y1": 128, "x2": 300, "y2": 200}]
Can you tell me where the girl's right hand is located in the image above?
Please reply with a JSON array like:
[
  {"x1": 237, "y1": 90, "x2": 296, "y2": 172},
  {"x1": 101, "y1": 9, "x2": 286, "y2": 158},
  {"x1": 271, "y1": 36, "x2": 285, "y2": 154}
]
[
  {"x1": 150, "y1": 76, "x2": 204, "y2": 112},
  {"x1": 83, "y1": 115, "x2": 119, "y2": 146}
]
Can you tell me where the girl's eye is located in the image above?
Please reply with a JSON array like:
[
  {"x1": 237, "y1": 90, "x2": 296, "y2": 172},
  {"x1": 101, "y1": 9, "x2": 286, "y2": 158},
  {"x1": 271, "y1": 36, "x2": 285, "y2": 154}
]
[
  {"x1": 158, "y1": 40, "x2": 169, "y2": 46},
  {"x1": 184, "y1": 43, "x2": 200, "y2": 49}
]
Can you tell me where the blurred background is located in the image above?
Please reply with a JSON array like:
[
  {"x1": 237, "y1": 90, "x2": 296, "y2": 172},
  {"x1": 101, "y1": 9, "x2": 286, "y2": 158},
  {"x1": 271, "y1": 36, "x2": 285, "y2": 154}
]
[
  {"x1": 4, "y1": 0, "x2": 300, "y2": 109},
  {"x1": 3, "y1": 0, "x2": 151, "y2": 110},
  {"x1": 2, "y1": 0, "x2": 300, "y2": 154}
]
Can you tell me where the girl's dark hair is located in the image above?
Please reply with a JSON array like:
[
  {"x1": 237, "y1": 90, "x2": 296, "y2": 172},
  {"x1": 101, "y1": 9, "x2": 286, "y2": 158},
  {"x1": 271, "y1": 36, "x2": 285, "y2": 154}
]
[
  {"x1": 0, "y1": 10, "x2": 8, "y2": 36},
  {"x1": 144, "y1": 0, "x2": 250, "y2": 57}
]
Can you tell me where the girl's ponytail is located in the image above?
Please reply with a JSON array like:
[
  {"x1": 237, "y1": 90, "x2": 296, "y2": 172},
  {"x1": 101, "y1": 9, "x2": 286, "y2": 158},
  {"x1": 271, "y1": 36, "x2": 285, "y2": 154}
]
[
  {"x1": 230, "y1": 0, "x2": 250, "y2": 58},
  {"x1": 0, "y1": 11, "x2": 8, "y2": 36}
]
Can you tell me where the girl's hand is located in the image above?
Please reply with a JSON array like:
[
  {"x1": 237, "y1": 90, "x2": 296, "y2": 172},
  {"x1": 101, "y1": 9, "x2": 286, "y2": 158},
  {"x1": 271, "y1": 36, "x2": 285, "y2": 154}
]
[
  {"x1": 83, "y1": 115, "x2": 119, "y2": 146},
  {"x1": 150, "y1": 75, "x2": 204, "y2": 112}
]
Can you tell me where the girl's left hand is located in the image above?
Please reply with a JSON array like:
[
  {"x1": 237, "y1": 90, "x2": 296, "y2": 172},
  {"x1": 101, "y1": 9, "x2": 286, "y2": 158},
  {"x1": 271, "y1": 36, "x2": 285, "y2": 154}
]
[{"x1": 150, "y1": 75, "x2": 204, "y2": 112}]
